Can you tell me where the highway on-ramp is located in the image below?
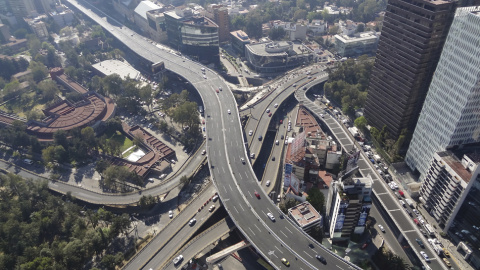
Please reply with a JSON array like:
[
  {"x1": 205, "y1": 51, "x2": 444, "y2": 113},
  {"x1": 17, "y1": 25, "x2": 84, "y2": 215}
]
[{"x1": 66, "y1": 0, "x2": 361, "y2": 269}]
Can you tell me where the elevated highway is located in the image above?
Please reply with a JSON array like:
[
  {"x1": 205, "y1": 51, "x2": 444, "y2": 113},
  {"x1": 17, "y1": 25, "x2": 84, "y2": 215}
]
[
  {"x1": 66, "y1": 0, "x2": 361, "y2": 269},
  {"x1": 295, "y1": 85, "x2": 447, "y2": 270}
]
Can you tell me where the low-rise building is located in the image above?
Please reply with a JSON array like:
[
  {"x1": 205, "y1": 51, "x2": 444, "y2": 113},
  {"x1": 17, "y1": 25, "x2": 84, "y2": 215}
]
[
  {"x1": 288, "y1": 202, "x2": 322, "y2": 233},
  {"x1": 230, "y1": 30, "x2": 250, "y2": 56},
  {"x1": 49, "y1": 5, "x2": 74, "y2": 28},
  {"x1": 334, "y1": 31, "x2": 379, "y2": 58},
  {"x1": 245, "y1": 41, "x2": 314, "y2": 73},
  {"x1": 308, "y1": 20, "x2": 327, "y2": 36},
  {"x1": 92, "y1": 59, "x2": 141, "y2": 80},
  {"x1": 24, "y1": 15, "x2": 49, "y2": 39}
]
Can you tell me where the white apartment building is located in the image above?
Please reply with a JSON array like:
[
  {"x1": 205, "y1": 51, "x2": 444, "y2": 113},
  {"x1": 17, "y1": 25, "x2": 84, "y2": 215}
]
[
  {"x1": 420, "y1": 151, "x2": 480, "y2": 232},
  {"x1": 405, "y1": 6, "x2": 480, "y2": 179}
]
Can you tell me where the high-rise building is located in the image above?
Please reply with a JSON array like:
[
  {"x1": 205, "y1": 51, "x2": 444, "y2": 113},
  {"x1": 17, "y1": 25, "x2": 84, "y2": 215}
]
[
  {"x1": 8, "y1": 0, "x2": 36, "y2": 19},
  {"x1": 164, "y1": 7, "x2": 219, "y2": 64},
  {"x1": 326, "y1": 173, "x2": 373, "y2": 242},
  {"x1": 212, "y1": 6, "x2": 229, "y2": 43},
  {"x1": 419, "y1": 150, "x2": 480, "y2": 233},
  {"x1": 406, "y1": 6, "x2": 480, "y2": 178},
  {"x1": 364, "y1": 0, "x2": 457, "y2": 141}
]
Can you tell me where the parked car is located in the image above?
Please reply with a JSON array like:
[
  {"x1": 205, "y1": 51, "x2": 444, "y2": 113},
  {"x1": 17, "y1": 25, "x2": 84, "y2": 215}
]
[{"x1": 209, "y1": 205, "x2": 216, "y2": 212}]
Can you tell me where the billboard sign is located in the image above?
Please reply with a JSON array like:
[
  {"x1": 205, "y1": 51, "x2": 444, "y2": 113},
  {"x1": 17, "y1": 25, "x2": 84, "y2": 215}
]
[
  {"x1": 290, "y1": 173, "x2": 300, "y2": 194},
  {"x1": 334, "y1": 202, "x2": 349, "y2": 232},
  {"x1": 284, "y1": 163, "x2": 293, "y2": 187}
]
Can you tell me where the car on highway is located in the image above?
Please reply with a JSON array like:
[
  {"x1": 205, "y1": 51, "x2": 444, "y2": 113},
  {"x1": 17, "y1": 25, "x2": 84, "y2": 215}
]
[
  {"x1": 227, "y1": 109, "x2": 231, "y2": 114},
  {"x1": 266, "y1": 108, "x2": 270, "y2": 113},
  {"x1": 267, "y1": 212, "x2": 275, "y2": 221},
  {"x1": 202, "y1": 149, "x2": 206, "y2": 155},
  {"x1": 413, "y1": 209, "x2": 420, "y2": 216},
  {"x1": 212, "y1": 195, "x2": 219, "y2": 202},
  {"x1": 398, "y1": 190, "x2": 405, "y2": 197},
  {"x1": 280, "y1": 119, "x2": 283, "y2": 124},
  {"x1": 275, "y1": 140, "x2": 279, "y2": 145},
  {"x1": 249, "y1": 130, "x2": 253, "y2": 136},
  {"x1": 420, "y1": 251, "x2": 430, "y2": 262},
  {"x1": 416, "y1": 238, "x2": 425, "y2": 248},
  {"x1": 315, "y1": 255, "x2": 326, "y2": 264},
  {"x1": 274, "y1": 103, "x2": 278, "y2": 108},
  {"x1": 405, "y1": 208, "x2": 412, "y2": 216},
  {"x1": 272, "y1": 156, "x2": 275, "y2": 161},
  {"x1": 173, "y1": 255, "x2": 184, "y2": 265},
  {"x1": 241, "y1": 158, "x2": 245, "y2": 164},
  {"x1": 169, "y1": 210, "x2": 173, "y2": 218},
  {"x1": 266, "y1": 180, "x2": 271, "y2": 186},
  {"x1": 189, "y1": 218, "x2": 196, "y2": 226},
  {"x1": 443, "y1": 248, "x2": 450, "y2": 257},
  {"x1": 254, "y1": 191, "x2": 260, "y2": 199},
  {"x1": 281, "y1": 258, "x2": 289, "y2": 266},
  {"x1": 216, "y1": 89, "x2": 219, "y2": 93},
  {"x1": 443, "y1": 258, "x2": 451, "y2": 267},
  {"x1": 203, "y1": 75, "x2": 207, "y2": 79},
  {"x1": 268, "y1": 112, "x2": 272, "y2": 117},
  {"x1": 209, "y1": 205, "x2": 215, "y2": 212},
  {"x1": 258, "y1": 135, "x2": 262, "y2": 141},
  {"x1": 218, "y1": 87, "x2": 222, "y2": 91},
  {"x1": 250, "y1": 153, "x2": 255, "y2": 159},
  {"x1": 378, "y1": 224, "x2": 385, "y2": 233}
]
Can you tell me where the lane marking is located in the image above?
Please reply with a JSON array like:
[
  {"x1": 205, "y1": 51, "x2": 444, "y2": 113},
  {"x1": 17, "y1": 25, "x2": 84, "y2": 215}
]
[
  {"x1": 254, "y1": 224, "x2": 261, "y2": 232},
  {"x1": 274, "y1": 246, "x2": 284, "y2": 254},
  {"x1": 239, "y1": 204, "x2": 245, "y2": 211},
  {"x1": 280, "y1": 230, "x2": 288, "y2": 238},
  {"x1": 229, "y1": 184, "x2": 233, "y2": 191},
  {"x1": 285, "y1": 227, "x2": 293, "y2": 234},
  {"x1": 248, "y1": 227, "x2": 256, "y2": 236},
  {"x1": 233, "y1": 206, "x2": 239, "y2": 213},
  {"x1": 303, "y1": 250, "x2": 313, "y2": 258},
  {"x1": 223, "y1": 186, "x2": 227, "y2": 193}
]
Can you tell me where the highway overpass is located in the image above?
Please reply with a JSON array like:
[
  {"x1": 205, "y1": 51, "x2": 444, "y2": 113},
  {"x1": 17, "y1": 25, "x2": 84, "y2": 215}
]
[{"x1": 65, "y1": 0, "x2": 361, "y2": 269}]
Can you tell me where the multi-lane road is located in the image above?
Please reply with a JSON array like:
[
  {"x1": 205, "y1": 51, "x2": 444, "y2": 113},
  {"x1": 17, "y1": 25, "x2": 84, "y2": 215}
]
[
  {"x1": 66, "y1": 0, "x2": 361, "y2": 269},
  {"x1": 296, "y1": 86, "x2": 447, "y2": 270}
]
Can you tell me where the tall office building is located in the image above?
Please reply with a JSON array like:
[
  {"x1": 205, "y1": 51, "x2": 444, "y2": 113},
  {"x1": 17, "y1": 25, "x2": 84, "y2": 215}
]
[
  {"x1": 406, "y1": 6, "x2": 480, "y2": 178},
  {"x1": 213, "y1": 6, "x2": 229, "y2": 43},
  {"x1": 8, "y1": 0, "x2": 36, "y2": 19},
  {"x1": 364, "y1": 0, "x2": 457, "y2": 140}
]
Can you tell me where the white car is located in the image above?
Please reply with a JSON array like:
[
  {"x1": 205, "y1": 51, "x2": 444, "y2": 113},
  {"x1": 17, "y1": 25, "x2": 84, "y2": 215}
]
[
  {"x1": 266, "y1": 108, "x2": 270, "y2": 113},
  {"x1": 378, "y1": 224, "x2": 385, "y2": 233},
  {"x1": 249, "y1": 130, "x2": 253, "y2": 136},
  {"x1": 212, "y1": 195, "x2": 219, "y2": 202},
  {"x1": 274, "y1": 103, "x2": 278, "y2": 108},
  {"x1": 266, "y1": 180, "x2": 271, "y2": 186},
  {"x1": 227, "y1": 109, "x2": 231, "y2": 114},
  {"x1": 267, "y1": 213, "x2": 275, "y2": 221},
  {"x1": 241, "y1": 158, "x2": 245, "y2": 164},
  {"x1": 168, "y1": 210, "x2": 173, "y2": 218},
  {"x1": 413, "y1": 209, "x2": 420, "y2": 216},
  {"x1": 189, "y1": 218, "x2": 196, "y2": 226},
  {"x1": 173, "y1": 255, "x2": 184, "y2": 265},
  {"x1": 250, "y1": 153, "x2": 255, "y2": 159},
  {"x1": 392, "y1": 182, "x2": 398, "y2": 189},
  {"x1": 275, "y1": 140, "x2": 279, "y2": 145},
  {"x1": 420, "y1": 251, "x2": 430, "y2": 262}
]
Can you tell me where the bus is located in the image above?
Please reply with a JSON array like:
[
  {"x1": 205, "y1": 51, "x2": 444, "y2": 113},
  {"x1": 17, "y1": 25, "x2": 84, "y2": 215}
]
[{"x1": 424, "y1": 224, "x2": 435, "y2": 236}]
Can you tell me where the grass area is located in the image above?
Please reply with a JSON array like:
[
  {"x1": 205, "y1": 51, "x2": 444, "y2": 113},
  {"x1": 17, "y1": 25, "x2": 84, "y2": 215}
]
[
  {"x1": 105, "y1": 128, "x2": 133, "y2": 153},
  {"x1": 0, "y1": 91, "x2": 48, "y2": 118}
]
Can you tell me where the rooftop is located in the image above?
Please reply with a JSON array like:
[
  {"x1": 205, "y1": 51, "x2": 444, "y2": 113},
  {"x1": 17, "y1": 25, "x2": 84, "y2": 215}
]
[
  {"x1": 288, "y1": 202, "x2": 321, "y2": 228},
  {"x1": 92, "y1": 59, "x2": 141, "y2": 80},
  {"x1": 335, "y1": 31, "x2": 379, "y2": 43},
  {"x1": 230, "y1": 30, "x2": 250, "y2": 42},
  {"x1": 437, "y1": 151, "x2": 474, "y2": 183},
  {"x1": 134, "y1": 1, "x2": 163, "y2": 20}
]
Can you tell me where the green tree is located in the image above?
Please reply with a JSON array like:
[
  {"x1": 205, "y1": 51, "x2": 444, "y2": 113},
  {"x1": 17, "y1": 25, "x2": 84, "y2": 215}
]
[
  {"x1": 14, "y1": 28, "x2": 28, "y2": 39},
  {"x1": 280, "y1": 198, "x2": 298, "y2": 214},
  {"x1": 354, "y1": 116, "x2": 367, "y2": 132},
  {"x1": 306, "y1": 187, "x2": 325, "y2": 213},
  {"x1": 30, "y1": 61, "x2": 48, "y2": 83},
  {"x1": 37, "y1": 80, "x2": 59, "y2": 101},
  {"x1": 269, "y1": 27, "x2": 286, "y2": 40}
]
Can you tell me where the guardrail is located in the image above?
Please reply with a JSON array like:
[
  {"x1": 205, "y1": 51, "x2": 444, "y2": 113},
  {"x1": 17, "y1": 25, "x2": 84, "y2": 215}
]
[
  {"x1": 160, "y1": 217, "x2": 234, "y2": 269},
  {"x1": 123, "y1": 181, "x2": 214, "y2": 270}
]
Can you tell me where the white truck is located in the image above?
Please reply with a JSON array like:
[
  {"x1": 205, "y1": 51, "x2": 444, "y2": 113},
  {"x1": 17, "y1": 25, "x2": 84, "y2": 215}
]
[
  {"x1": 373, "y1": 154, "x2": 381, "y2": 162},
  {"x1": 405, "y1": 199, "x2": 414, "y2": 207}
]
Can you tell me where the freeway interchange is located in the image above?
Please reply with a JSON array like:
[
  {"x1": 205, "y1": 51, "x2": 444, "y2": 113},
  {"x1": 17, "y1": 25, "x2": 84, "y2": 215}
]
[
  {"x1": 61, "y1": 1, "x2": 445, "y2": 270},
  {"x1": 66, "y1": 0, "x2": 359, "y2": 269}
]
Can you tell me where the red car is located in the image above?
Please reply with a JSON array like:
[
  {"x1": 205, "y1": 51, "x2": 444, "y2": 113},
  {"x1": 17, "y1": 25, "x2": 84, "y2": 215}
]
[
  {"x1": 280, "y1": 119, "x2": 283, "y2": 124},
  {"x1": 216, "y1": 89, "x2": 219, "y2": 93},
  {"x1": 202, "y1": 119, "x2": 205, "y2": 124},
  {"x1": 268, "y1": 112, "x2": 272, "y2": 117},
  {"x1": 414, "y1": 219, "x2": 420, "y2": 226},
  {"x1": 254, "y1": 191, "x2": 260, "y2": 199},
  {"x1": 398, "y1": 190, "x2": 405, "y2": 197}
]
